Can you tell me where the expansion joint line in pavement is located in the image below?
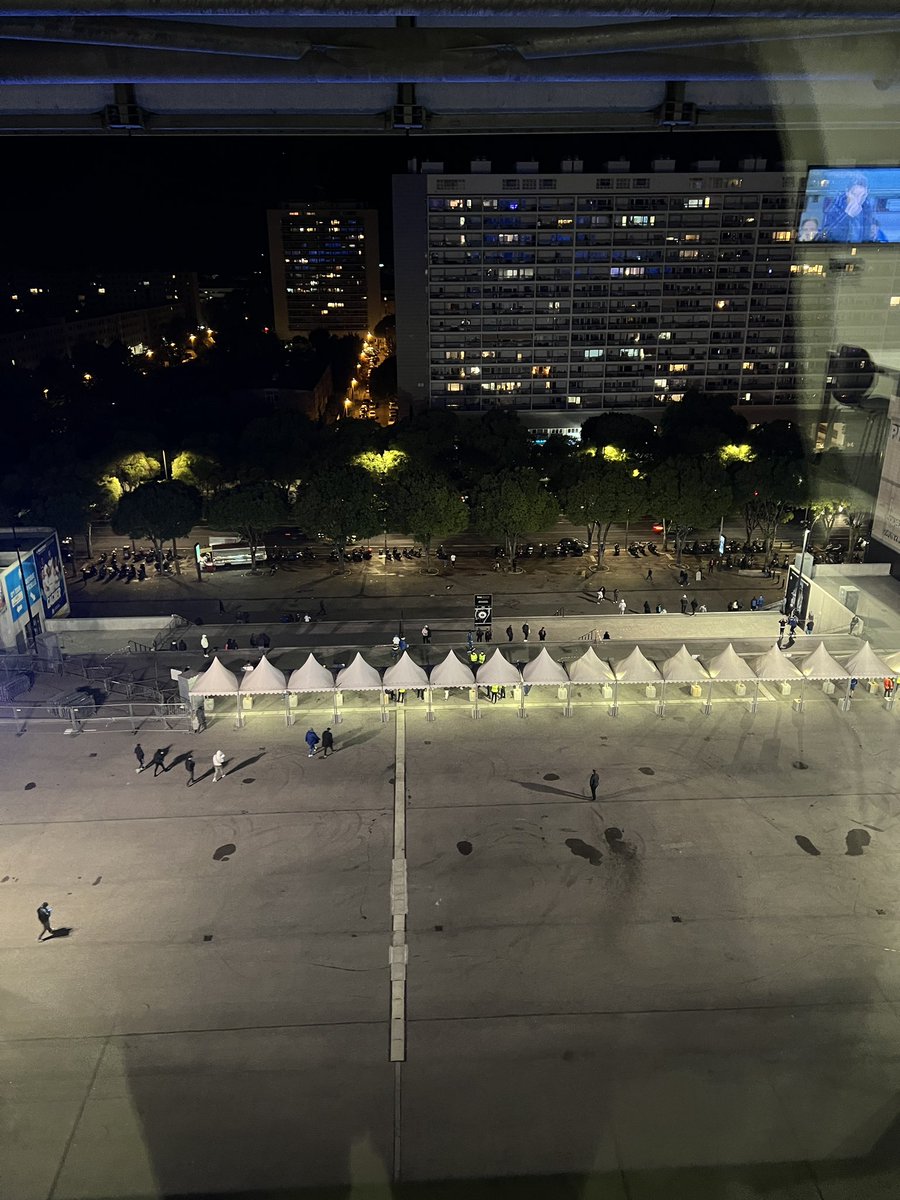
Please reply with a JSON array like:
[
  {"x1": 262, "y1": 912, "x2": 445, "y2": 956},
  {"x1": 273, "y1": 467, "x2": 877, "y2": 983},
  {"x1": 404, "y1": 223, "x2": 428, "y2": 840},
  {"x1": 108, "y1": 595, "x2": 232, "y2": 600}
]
[{"x1": 389, "y1": 706, "x2": 408, "y2": 1066}]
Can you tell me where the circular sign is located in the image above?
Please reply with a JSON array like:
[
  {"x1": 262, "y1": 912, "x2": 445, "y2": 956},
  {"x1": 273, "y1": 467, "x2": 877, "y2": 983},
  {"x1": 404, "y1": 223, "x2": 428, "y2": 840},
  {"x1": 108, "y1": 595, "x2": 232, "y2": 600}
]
[{"x1": 475, "y1": 607, "x2": 490, "y2": 622}]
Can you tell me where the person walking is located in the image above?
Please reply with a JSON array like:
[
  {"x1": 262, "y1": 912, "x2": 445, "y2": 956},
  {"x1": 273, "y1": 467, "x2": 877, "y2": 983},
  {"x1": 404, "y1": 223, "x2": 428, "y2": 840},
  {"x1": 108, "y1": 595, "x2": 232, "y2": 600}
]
[
  {"x1": 133, "y1": 743, "x2": 145, "y2": 773},
  {"x1": 617, "y1": 598, "x2": 627, "y2": 616},
  {"x1": 184, "y1": 752, "x2": 195, "y2": 787},
  {"x1": 195, "y1": 704, "x2": 207, "y2": 733},
  {"x1": 150, "y1": 748, "x2": 166, "y2": 777},
  {"x1": 466, "y1": 630, "x2": 474, "y2": 652},
  {"x1": 690, "y1": 598, "x2": 698, "y2": 615},
  {"x1": 884, "y1": 677, "x2": 895, "y2": 701},
  {"x1": 476, "y1": 627, "x2": 483, "y2": 643},
  {"x1": 849, "y1": 677, "x2": 859, "y2": 698},
  {"x1": 305, "y1": 728, "x2": 320, "y2": 759},
  {"x1": 589, "y1": 768, "x2": 600, "y2": 803},
  {"x1": 597, "y1": 586, "x2": 605, "y2": 603},
  {"x1": 421, "y1": 624, "x2": 431, "y2": 643},
  {"x1": 849, "y1": 614, "x2": 860, "y2": 636},
  {"x1": 538, "y1": 626, "x2": 546, "y2": 642},
  {"x1": 485, "y1": 627, "x2": 493, "y2": 643},
  {"x1": 317, "y1": 600, "x2": 327, "y2": 618},
  {"x1": 212, "y1": 748, "x2": 226, "y2": 781},
  {"x1": 680, "y1": 594, "x2": 688, "y2": 614},
  {"x1": 200, "y1": 633, "x2": 210, "y2": 659},
  {"x1": 645, "y1": 568, "x2": 653, "y2": 582},
  {"x1": 778, "y1": 617, "x2": 787, "y2": 641},
  {"x1": 522, "y1": 622, "x2": 530, "y2": 641},
  {"x1": 805, "y1": 614, "x2": 815, "y2": 635},
  {"x1": 322, "y1": 727, "x2": 334, "y2": 757},
  {"x1": 613, "y1": 588, "x2": 619, "y2": 603},
  {"x1": 36, "y1": 901, "x2": 53, "y2": 941},
  {"x1": 506, "y1": 625, "x2": 514, "y2": 642},
  {"x1": 643, "y1": 600, "x2": 651, "y2": 614}
]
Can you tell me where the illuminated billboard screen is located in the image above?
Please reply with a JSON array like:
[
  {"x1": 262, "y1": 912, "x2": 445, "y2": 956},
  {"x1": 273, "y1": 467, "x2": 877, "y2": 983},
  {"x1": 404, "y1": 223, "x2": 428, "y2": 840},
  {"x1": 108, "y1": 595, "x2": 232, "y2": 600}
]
[{"x1": 798, "y1": 167, "x2": 900, "y2": 244}]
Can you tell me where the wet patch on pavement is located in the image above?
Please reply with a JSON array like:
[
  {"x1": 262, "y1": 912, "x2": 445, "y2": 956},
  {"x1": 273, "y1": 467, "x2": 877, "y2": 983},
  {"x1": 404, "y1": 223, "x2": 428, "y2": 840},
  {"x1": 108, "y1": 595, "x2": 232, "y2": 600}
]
[
  {"x1": 456, "y1": 840, "x2": 473, "y2": 856},
  {"x1": 639, "y1": 767, "x2": 654, "y2": 776},
  {"x1": 213, "y1": 843, "x2": 237, "y2": 862},
  {"x1": 24, "y1": 782, "x2": 35, "y2": 790},
  {"x1": 565, "y1": 838, "x2": 603, "y2": 866},
  {"x1": 845, "y1": 829, "x2": 871, "y2": 856},
  {"x1": 795, "y1": 835, "x2": 821, "y2": 856}
]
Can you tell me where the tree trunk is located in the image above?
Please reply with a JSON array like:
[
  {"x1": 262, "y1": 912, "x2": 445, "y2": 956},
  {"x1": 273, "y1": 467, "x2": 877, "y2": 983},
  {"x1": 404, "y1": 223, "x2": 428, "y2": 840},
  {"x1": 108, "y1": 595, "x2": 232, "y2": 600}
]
[
  {"x1": 85, "y1": 522, "x2": 94, "y2": 560},
  {"x1": 172, "y1": 538, "x2": 182, "y2": 575}
]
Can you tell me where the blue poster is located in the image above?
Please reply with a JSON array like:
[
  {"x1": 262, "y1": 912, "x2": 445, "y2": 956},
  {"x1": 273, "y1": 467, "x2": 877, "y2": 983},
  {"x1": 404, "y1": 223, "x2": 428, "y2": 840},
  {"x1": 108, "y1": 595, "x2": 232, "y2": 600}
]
[
  {"x1": 4, "y1": 555, "x2": 41, "y2": 623},
  {"x1": 34, "y1": 537, "x2": 67, "y2": 618}
]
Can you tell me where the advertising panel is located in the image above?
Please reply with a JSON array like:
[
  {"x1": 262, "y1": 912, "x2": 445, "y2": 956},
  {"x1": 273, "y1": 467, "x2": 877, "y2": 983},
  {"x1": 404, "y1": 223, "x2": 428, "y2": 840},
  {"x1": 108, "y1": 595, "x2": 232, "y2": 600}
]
[
  {"x1": 785, "y1": 567, "x2": 810, "y2": 623},
  {"x1": 4, "y1": 554, "x2": 41, "y2": 624},
  {"x1": 798, "y1": 167, "x2": 900, "y2": 244},
  {"x1": 34, "y1": 536, "x2": 67, "y2": 618}
]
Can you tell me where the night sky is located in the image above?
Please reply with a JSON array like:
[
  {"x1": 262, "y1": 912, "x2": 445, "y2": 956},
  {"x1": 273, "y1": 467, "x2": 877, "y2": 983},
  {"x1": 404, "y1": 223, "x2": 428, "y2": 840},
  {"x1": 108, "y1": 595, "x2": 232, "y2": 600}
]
[{"x1": 1, "y1": 130, "x2": 783, "y2": 275}]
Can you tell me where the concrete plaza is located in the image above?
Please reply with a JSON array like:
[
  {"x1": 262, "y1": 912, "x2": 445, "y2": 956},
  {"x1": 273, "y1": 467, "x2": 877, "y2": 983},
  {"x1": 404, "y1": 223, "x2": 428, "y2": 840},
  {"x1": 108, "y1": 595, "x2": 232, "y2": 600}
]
[{"x1": 2, "y1": 682, "x2": 900, "y2": 1199}]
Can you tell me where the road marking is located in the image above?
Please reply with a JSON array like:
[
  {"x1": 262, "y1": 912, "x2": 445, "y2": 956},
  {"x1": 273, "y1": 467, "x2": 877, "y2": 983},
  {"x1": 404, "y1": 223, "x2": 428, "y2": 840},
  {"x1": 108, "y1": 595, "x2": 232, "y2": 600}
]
[{"x1": 390, "y1": 707, "x2": 407, "y2": 1063}]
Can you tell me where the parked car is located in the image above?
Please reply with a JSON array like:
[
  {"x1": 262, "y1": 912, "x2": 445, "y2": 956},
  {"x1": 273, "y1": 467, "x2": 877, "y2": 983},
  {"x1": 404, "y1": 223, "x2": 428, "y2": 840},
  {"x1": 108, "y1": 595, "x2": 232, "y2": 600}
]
[{"x1": 557, "y1": 537, "x2": 587, "y2": 556}]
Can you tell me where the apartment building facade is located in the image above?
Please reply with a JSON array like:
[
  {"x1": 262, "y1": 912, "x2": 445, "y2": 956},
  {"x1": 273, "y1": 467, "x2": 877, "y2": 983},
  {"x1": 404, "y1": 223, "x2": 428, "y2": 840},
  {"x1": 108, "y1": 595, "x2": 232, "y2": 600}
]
[
  {"x1": 393, "y1": 161, "x2": 900, "y2": 440},
  {"x1": 268, "y1": 203, "x2": 382, "y2": 341}
]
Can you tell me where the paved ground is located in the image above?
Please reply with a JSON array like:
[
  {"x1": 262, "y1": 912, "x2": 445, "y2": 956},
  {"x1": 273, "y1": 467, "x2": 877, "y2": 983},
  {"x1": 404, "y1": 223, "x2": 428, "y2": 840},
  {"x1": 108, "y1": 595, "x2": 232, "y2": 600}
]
[{"x1": 2, "y1": 678, "x2": 900, "y2": 1199}]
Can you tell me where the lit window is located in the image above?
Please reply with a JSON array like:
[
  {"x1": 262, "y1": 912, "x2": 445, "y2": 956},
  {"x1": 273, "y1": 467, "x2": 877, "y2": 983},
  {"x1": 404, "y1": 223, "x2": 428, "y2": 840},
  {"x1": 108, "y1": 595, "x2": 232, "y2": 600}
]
[
  {"x1": 891, "y1": 296, "x2": 900, "y2": 307},
  {"x1": 742, "y1": 362, "x2": 755, "y2": 371},
  {"x1": 669, "y1": 363, "x2": 689, "y2": 373},
  {"x1": 654, "y1": 378, "x2": 668, "y2": 388},
  {"x1": 772, "y1": 231, "x2": 792, "y2": 242}
]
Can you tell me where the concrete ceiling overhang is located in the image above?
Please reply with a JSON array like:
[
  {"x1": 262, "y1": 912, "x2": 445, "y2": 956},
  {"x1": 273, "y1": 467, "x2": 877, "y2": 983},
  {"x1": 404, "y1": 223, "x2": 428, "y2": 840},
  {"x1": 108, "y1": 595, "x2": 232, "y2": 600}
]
[{"x1": 0, "y1": 2, "x2": 898, "y2": 135}]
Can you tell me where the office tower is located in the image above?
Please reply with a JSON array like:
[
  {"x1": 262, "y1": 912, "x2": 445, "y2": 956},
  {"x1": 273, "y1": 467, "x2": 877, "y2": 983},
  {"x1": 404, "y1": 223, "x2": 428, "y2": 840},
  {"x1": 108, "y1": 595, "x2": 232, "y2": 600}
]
[
  {"x1": 268, "y1": 203, "x2": 381, "y2": 341},
  {"x1": 393, "y1": 160, "x2": 900, "y2": 440}
]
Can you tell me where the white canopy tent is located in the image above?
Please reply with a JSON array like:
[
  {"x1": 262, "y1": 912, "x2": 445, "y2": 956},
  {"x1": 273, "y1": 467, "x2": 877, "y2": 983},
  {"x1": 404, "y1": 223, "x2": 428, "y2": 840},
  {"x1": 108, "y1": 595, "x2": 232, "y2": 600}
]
[
  {"x1": 751, "y1": 644, "x2": 804, "y2": 713},
  {"x1": 475, "y1": 649, "x2": 521, "y2": 716},
  {"x1": 658, "y1": 644, "x2": 709, "y2": 715},
  {"x1": 568, "y1": 646, "x2": 616, "y2": 685},
  {"x1": 236, "y1": 654, "x2": 288, "y2": 724},
  {"x1": 701, "y1": 642, "x2": 757, "y2": 712},
  {"x1": 844, "y1": 641, "x2": 895, "y2": 707},
  {"x1": 188, "y1": 656, "x2": 239, "y2": 724},
  {"x1": 428, "y1": 650, "x2": 476, "y2": 720},
  {"x1": 610, "y1": 647, "x2": 662, "y2": 716},
  {"x1": 798, "y1": 642, "x2": 849, "y2": 680},
  {"x1": 336, "y1": 653, "x2": 388, "y2": 721},
  {"x1": 521, "y1": 647, "x2": 569, "y2": 716},
  {"x1": 383, "y1": 651, "x2": 430, "y2": 715},
  {"x1": 287, "y1": 653, "x2": 339, "y2": 724},
  {"x1": 844, "y1": 641, "x2": 894, "y2": 680}
]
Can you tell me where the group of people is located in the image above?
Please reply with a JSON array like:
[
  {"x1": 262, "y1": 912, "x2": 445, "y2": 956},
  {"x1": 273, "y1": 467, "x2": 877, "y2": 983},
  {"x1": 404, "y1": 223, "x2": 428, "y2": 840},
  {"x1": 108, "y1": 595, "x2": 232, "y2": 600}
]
[
  {"x1": 304, "y1": 727, "x2": 335, "y2": 758},
  {"x1": 778, "y1": 613, "x2": 815, "y2": 642}
]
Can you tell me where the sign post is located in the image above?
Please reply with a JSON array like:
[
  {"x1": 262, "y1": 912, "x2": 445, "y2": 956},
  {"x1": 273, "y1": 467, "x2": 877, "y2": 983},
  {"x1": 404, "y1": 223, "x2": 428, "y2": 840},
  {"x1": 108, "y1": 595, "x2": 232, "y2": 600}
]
[{"x1": 474, "y1": 594, "x2": 493, "y2": 630}]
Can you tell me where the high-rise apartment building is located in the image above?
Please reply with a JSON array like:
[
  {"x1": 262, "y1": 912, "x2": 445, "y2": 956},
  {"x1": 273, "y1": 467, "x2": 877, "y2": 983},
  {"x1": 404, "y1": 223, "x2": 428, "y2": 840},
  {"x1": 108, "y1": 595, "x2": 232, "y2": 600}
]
[
  {"x1": 268, "y1": 203, "x2": 381, "y2": 341},
  {"x1": 393, "y1": 161, "x2": 900, "y2": 440}
]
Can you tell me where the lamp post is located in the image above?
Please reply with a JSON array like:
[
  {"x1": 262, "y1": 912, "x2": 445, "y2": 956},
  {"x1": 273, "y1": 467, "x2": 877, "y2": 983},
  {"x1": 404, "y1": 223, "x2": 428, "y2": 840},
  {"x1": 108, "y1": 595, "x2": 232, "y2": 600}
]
[{"x1": 799, "y1": 523, "x2": 813, "y2": 578}]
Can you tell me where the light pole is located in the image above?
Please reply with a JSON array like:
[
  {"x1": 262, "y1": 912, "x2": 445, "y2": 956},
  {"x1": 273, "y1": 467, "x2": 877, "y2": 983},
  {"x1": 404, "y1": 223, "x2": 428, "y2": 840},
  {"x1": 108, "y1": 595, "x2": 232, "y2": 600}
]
[{"x1": 799, "y1": 523, "x2": 813, "y2": 577}]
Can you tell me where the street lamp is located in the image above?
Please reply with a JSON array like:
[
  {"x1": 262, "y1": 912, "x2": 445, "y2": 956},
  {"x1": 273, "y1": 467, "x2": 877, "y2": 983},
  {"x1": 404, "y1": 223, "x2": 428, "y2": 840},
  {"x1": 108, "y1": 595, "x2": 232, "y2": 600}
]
[{"x1": 799, "y1": 523, "x2": 813, "y2": 577}]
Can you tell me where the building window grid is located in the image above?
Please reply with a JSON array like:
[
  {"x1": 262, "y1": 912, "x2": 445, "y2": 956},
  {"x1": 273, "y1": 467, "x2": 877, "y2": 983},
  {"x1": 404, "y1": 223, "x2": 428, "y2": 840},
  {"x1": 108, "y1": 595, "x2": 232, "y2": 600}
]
[{"x1": 427, "y1": 182, "x2": 804, "y2": 408}]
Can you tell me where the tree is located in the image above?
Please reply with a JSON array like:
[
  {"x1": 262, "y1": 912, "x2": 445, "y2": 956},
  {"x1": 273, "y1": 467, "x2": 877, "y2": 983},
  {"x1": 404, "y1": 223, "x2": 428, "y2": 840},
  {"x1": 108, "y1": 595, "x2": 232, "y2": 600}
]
[
  {"x1": 105, "y1": 451, "x2": 161, "y2": 493},
  {"x1": 239, "y1": 411, "x2": 316, "y2": 494},
  {"x1": 647, "y1": 457, "x2": 731, "y2": 563},
  {"x1": 29, "y1": 477, "x2": 114, "y2": 568},
  {"x1": 208, "y1": 483, "x2": 288, "y2": 571},
  {"x1": 471, "y1": 468, "x2": 558, "y2": 563},
  {"x1": 172, "y1": 451, "x2": 231, "y2": 509},
  {"x1": 111, "y1": 480, "x2": 202, "y2": 572},
  {"x1": 557, "y1": 457, "x2": 646, "y2": 550},
  {"x1": 296, "y1": 466, "x2": 380, "y2": 563},
  {"x1": 374, "y1": 313, "x2": 396, "y2": 354},
  {"x1": 580, "y1": 413, "x2": 657, "y2": 460},
  {"x1": 368, "y1": 355, "x2": 397, "y2": 403},
  {"x1": 384, "y1": 465, "x2": 469, "y2": 566},
  {"x1": 731, "y1": 423, "x2": 809, "y2": 558},
  {"x1": 457, "y1": 409, "x2": 532, "y2": 486},
  {"x1": 657, "y1": 390, "x2": 749, "y2": 458}
]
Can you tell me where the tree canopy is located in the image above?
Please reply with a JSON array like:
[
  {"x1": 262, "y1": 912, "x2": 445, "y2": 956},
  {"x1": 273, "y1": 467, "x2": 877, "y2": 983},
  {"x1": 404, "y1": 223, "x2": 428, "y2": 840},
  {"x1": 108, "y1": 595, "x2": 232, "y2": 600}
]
[
  {"x1": 111, "y1": 480, "x2": 202, "y2": 562},
  {"x1": 208, "y1": 483, "x2": 288, "y2": 569},
  {"x1": 471, "y1": 468, "x2": 559, "y2": 562}
]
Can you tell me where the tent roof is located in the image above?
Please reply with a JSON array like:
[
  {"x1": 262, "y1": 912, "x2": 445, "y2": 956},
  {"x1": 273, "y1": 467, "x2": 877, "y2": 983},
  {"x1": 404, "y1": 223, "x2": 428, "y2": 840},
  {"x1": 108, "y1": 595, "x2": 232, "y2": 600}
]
[
  {"x1": 612, "y1": 646, "x2": 662, "y2": 683},
  {"x1": 885, "y1": 651, "x2": 900, "y2": 675},
  {"x1": 476, "y1": 648, "x2": 521, "y2": 686},
  {"x1": 703, "y1": 643, "x2": 757, "y2": 682},
  {"x1": 335, "y1": 652, "x2": 383, "y2": 691},
  {"x1": 797, "y1": 642, "x2": 849, "y2": 680},
  {"x1": 844, "y1": 641, "x2": 894, "y2": 680},
  {"x1": 522, "y1": 647, "x2": 568, "y2": 685},
  {"x1": 429, "y1": 650, "x2": 475, "y2": 688},
  {"x1": 188, "y1": 656, "x2": 239, "y2": 696},
  {"x1": 751, "y1": 644, "x2": 804, "y2": 681},
  {"x1": 287, "y1": 653, "x2": 335, "y2": 692},
  {"x1": 383, "y1": 651, "x2": 429, "y2": 689},
  {"x1": 239, "y1": 654, "x2": 287, "y2": 693},
  {"x1": 659, "y1": 644, "x2": 709, "y2": 683},
  {"x1": 568, "y1": 646, "x2": 616, "y2": 684}
]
